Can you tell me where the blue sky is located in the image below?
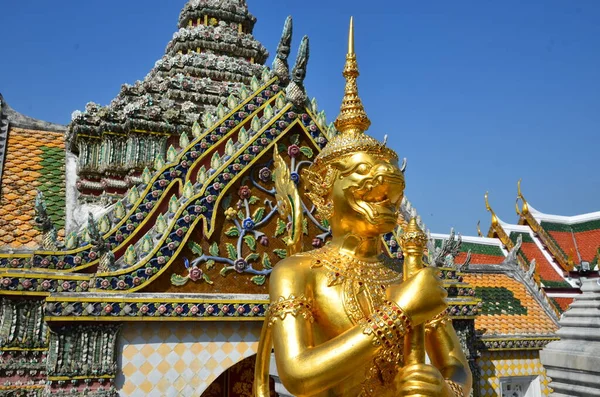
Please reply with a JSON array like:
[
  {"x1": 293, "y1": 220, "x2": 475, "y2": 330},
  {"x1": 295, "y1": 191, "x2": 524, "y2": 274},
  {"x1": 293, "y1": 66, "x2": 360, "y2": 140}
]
[{"x1": 1, "y1": 1, "x2": 599, "y2": 235}]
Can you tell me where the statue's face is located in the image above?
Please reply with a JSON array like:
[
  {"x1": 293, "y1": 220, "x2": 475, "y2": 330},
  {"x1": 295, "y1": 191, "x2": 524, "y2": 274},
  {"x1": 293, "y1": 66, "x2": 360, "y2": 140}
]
[{"x1": 330, "y1": 152, "x2": 405, "y2": 236}]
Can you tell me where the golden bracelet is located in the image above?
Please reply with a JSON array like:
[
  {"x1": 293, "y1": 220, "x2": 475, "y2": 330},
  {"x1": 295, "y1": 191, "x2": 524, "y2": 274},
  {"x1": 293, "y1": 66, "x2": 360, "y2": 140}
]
[
  {"x1": 446, "y1": 380, "x2": 464, "y2": 397},
  {"x1": 425, "y1": 309, "x2": 452, "y2": 331},
  {"x1": 267, "y1": 294, "x2": 314, "y2": 327},
  {"x1": 360, "y1": 300, "x2": 411, "y2": 348}
]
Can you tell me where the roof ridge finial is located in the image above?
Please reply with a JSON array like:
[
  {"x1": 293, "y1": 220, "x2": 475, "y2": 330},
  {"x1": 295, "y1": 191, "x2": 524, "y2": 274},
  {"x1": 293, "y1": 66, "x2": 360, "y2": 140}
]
[{"x1": 334, "y1": 17, "x2": 371, "y2": 135}]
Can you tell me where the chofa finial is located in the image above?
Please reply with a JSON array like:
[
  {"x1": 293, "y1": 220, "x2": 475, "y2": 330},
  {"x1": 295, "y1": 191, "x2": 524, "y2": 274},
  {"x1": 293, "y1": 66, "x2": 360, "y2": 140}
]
[
  {"x1": 334, "y1": 17, "x2": 371, "y2": 135},
  {"x1": 272, "y1": 16, "x2": 293, "y2": 84}
]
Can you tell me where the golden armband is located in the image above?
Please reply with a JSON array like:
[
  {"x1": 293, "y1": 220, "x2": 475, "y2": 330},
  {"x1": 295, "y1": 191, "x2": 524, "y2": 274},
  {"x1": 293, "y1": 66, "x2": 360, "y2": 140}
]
[
  {"x1": 446, "y1": 379, "x2": 465, "y2": 397},
  {"x1": 267, "y1": 295, "x2": 314, "y2": 327},
  {"x1": 424, "y1": 309, "x2": 452, "y2": 332},
  {"x1": 359, "y1": 300, "x2": 411, "y2": 349}
]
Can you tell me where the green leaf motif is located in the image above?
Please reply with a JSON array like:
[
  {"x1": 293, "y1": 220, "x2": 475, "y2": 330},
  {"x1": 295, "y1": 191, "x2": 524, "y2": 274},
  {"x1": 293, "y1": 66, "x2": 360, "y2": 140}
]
[
  {"x1": 142, "y1": 167, "x2": 152, "y2": 184},
  {"x1": 206, "y1": 260, "x2": 215, "y2": 270},
  {"x1": 220, "y1": 267, "x2": 233, "y2": 277},
  {"x1": 227, "y1": 93, "x2": 238, "y2": 109},
  {"x1": 167, "y1": 145, "x2": 178, "y2": 163},
  {"x1": 169, "y1": 195, "x2": 179, "y2": 213},
  {"x1": 273, "y1": 249, "x2": 287, "y2": 259},
  {"x1": 321, "y1": 219, "x2": 330, "y2": 229},
  {"x1": 262, "y1": 254, "x2": 272, "y2": 270},
  {"x1": 211, "y1": 152, "x2": 221, "y2": 170},
  {"x1": 290, "y1": 134, "x2": 300, "y2": 145},
  {"x1": 225, "y1": 139, "x2": 235, "y2": 156},
  {"x1": 245, "y1": 253, "x2": 260, "y2": 262},
  {"x1": 192, "y1": 121, "x2": 202, "y2": 138},
  {"x1": 251, "y1": 115, "x2": 261, "y2": 132},
  {"x1": 251, "y1": 275, "x2": 266, "y2": 286},
  {"x1": 248, "y1": 196, "x2": 260, "y2": 205},
  {"x1": 253, "y1": 207, "x2": 265, "y2": 223},
  {"x1": 276, "y1": 95, "x2": 285, "y2": 110},
  {"x1": 179, "y1": 132, "x2": 190, "y2": 149},
  {"x1": 170, "y1": 274, "x2": 190, "y2": 287},
  {"x1": 221, "y1": 194, "x2": 232, "y2": 211},
  {"x1": 240, "y1": 85, "x2": 249, "y2": 100},
  {"x1": 217, "y1": 103, "x2": 226, "y2": 119},
  {"x1": 238, "y1": 127, "x2": 248, "y2": 144},
  {"x1": 224, "y1": 227, "x2": 239, "y2": 237},
  {"x1": 250, "y1": 76, "x2": 260, "y2": 91},
  {"x1": 209, "y1": 242, "x2": 220, "y2": 257},
  {"x1": 188, "y1": 241, "x2": 203, "y2": 256},
  {"x1": 275, "y1": 219, "x2": 286, "y2": 237},
  {"x1": 300, "y1": 146, "x2": 314, "y2": 159},
  {"x1": 238, "y1": 210, "x2": 245, "y2": 221},
  {"x1": 244, "y1": 235, "x2": 257, "y2": 251},
  {"x1": 303, "y1": 218, "x2": 309, "y2": 235},
  {"x1": 202, "y1": 274, "x2": 214, "y2": 285},
  {"x1": 226, "y1": 243, "x2": 237, "y2": 260}
]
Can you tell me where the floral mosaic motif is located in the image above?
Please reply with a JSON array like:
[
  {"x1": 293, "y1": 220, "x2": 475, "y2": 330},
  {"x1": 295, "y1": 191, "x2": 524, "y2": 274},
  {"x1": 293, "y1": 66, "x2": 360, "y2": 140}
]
[
  {"x1": 93, "y1": 106, "x2": 298, "y2": 290},
  {"x1": 170, "y1": 131, "x2": 330, "y2": 287},
  {"x1": 0, "y1": 82, "x2": 282, "y2": 272},
  {"x1": 45, "y1": 301, "x2": 268, "y2": 319},
  {"x1": 0, "y1": 277, "x2": 89, "y2": 293}
]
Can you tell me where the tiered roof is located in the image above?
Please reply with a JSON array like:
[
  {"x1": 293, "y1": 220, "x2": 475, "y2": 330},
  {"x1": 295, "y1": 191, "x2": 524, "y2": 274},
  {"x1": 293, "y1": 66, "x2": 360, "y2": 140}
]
[{"x1": 68, "y1": 0, "x2": 270, "y2": 201}]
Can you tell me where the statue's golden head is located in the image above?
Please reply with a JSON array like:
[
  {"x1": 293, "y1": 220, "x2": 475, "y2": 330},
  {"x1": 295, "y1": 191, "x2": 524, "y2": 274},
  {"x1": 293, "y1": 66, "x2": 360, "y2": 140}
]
[{"x1": 303, "y1": 18, "x2": 405, "y2": 236}]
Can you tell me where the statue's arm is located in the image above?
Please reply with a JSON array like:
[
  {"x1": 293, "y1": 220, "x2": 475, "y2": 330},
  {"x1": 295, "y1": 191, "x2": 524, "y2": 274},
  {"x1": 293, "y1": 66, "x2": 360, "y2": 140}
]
[
  {"x1": 424, "y1": 314, "x2": 473, "y2": 396},
  {"x1": 269, "y1": 257, "x2": 378, "y2": 396}
]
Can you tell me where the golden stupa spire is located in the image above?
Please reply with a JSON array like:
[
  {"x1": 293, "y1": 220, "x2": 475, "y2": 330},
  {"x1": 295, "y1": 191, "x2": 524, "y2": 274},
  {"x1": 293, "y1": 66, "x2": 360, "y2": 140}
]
[{"x1": 334, "y1": 17, "x2": 372, "y2": 135}]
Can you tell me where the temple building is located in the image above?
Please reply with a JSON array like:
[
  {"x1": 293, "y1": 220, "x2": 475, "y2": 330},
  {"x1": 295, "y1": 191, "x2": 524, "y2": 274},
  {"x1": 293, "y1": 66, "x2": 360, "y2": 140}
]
[{"x1": 0, "y1": 1, "x2": 598, "y2": 396}]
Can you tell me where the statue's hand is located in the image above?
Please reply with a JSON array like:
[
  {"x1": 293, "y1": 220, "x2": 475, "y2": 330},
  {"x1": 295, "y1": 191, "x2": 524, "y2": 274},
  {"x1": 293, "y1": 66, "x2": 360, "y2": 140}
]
[
  {"x1": 395, "y1": 363, "x2": 449, "y2": 397},
  {"x1": 385, "y1": 267, "x2": 447, "y2": 325}
]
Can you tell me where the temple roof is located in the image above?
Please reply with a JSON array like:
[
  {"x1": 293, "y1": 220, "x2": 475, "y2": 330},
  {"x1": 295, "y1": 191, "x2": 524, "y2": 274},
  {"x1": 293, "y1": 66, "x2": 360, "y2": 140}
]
[
  {"x1": 430, "y1": 234, "x2": 506, "y2": 265},
  {"x1": 464, "y1": 272, "x2": 559, "y2": 337},
  {"x1": 0, "y1": 94, "x2": 67, "y2": 250},
  {"x1": 67, "y1": 0, "x2": 268, "y2": 150},
  {"x1": 0, "y1": 127, "x2": 66, "y2": 250}
]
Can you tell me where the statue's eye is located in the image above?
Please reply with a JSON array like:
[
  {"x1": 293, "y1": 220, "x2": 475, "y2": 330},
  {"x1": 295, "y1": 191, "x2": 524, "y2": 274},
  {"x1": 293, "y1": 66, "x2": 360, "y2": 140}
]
[{"x1": 356, "y1": 164, "x2": 370, "y2": 175}]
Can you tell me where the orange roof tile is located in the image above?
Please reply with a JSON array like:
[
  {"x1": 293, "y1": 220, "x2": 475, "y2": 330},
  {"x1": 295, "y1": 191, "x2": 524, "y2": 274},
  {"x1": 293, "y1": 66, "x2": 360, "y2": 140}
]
[
  {"x1": 0, "y1": 127, "x2": 66, "y2": 250},
  {"x1": 551, "y1": 297, "x2": 574, "y2": 313},
  {"x1": 548, "y1": 230, "x2": 600, "y2": 263},
  {"x1": 463, "y1": 273, "x2": 558, "y2": 336},
  {"x1": 520, "y1": 242, "x2": 564, "y2": 281},
  {"x1": 457, "y1": 252, "x2": 505, "y2": 265}
]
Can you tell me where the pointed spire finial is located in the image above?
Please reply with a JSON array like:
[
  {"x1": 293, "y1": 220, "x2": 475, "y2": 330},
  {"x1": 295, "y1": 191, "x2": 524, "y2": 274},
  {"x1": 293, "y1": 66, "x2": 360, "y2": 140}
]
[
  {"x1": 334, "y1": 17, "x2": 371, "y2": 135},
  {"x1": 348, "y1": 16, "x2": 355, "y2": 55}
]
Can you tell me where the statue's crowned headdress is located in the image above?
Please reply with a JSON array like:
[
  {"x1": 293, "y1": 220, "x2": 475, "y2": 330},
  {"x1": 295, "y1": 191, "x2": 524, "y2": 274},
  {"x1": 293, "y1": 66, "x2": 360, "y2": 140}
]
[
  {"x1": 304, "y1": 18, "x2": 399, "y2": 220},
  {"x1": 312, "y1": 17, "x2": 398, "y2": 169}
]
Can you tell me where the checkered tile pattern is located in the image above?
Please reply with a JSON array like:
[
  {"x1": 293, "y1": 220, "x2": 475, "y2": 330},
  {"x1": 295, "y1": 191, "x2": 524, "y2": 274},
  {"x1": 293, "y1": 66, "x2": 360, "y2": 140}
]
[
  {"x1": 477, "y1": 351, "x2": 551, "y2": 396},
  {"x1": 116, "y1": 321, "x2": 262, "y2": 396}
]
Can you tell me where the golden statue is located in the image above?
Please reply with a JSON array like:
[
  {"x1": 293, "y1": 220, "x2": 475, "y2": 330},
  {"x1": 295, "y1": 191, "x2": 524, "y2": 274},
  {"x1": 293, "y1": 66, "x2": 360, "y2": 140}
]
[{"x1": 254, "y1": 18, "x2": 472, "y2": 397}]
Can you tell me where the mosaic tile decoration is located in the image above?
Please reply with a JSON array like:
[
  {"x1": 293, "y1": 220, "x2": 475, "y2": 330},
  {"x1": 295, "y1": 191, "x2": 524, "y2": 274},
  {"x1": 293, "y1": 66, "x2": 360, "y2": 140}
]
[
  {"x1": 463, "y1": 273, "x2": 558, "y2": 336},
  {"x1": 477, "y1": 350, "x2": 551, "y2": 396},
  {"x1": 116, "y1": 321, "x2": 262, "y2": 397},
  {"x1": 0, "y1": 127, "x2": 65, "y2": 249}
]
